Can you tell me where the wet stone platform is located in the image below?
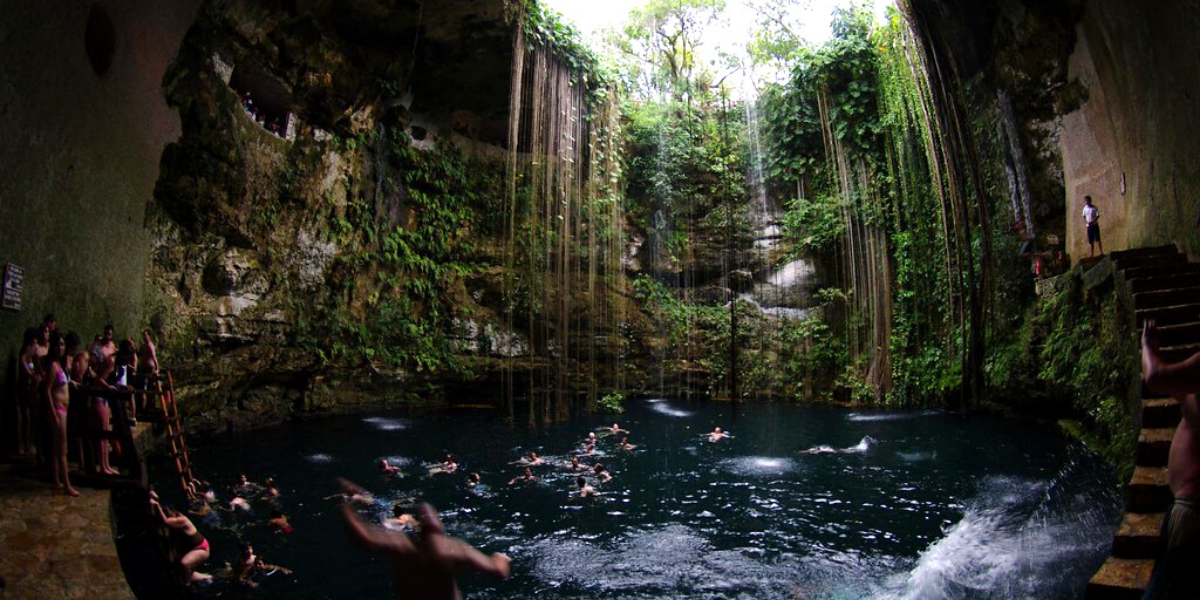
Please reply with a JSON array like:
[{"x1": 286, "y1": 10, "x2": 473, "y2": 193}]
[{"x1": 0, "y1": 461, "x2": 134, "y2": 600}]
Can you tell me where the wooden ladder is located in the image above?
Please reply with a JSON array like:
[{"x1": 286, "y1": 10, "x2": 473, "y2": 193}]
[{"x1": 157, "y1": 370, "x2": 194, "y2": 495}]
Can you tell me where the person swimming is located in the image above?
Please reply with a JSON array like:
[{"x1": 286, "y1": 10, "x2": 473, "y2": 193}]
[
  {"x1": 592, "y1": 463, "x2": 613, "y2": 484},
  {"x1": 429, "y1": 454, "x2": 458, "y2": 475},
  {"x1": 510, "y1": 451, "x2": 544, "y2": 466},
  {"x1": 384, "y1": 504, "x2": 421, "y2": 534},
  {"x1": 707, "y1": 427, "x2": 732, "y2": 443},
  {"x1": 327, "y1": 478, "x2": 375, "y2": 504},
  {"x1": 508, "y1": 468, "x2": 537, "y2": 486},
  {"x1": 562, "y1": 456, "x2": 587, "y2": 472},
  {"x1": 379, "y1": 459, "x2": 404, "y2": 476},
  {"x1": 467, "y1": 472, "x2": 482, "y2": 489},
  {"x1": 575, "y1": 475, "x2": 598, "y2": 499},
  {"x1": 618, "y1": 437, "x2": 637, "y2": 451}
]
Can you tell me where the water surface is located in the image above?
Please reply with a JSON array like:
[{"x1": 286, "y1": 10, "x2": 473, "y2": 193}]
[{"x1": 156, "y1": 399, "x2": 1120, "y2": 600}]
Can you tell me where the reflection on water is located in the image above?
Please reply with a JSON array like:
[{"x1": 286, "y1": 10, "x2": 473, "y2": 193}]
[{"x1": 159, "y1": 400, "x2": 1120, "y2": 600}]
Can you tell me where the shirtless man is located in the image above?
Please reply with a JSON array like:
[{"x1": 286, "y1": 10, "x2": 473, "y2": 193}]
[
  {"x1": 575, "y1": 476, "x2": 597, "y2": 499},
  {"x1": 511, "y1": 451, "x2": 544, "y2": 466},
  {"x1": 341, "y1": 494, "x2": 510, "y2": 600},
  {"x1": 1142, "y1": 319, "x2": 1200, "y2": 599},
  {"x1": 380, "y1": 459, "x2": 403, "y2": 476},
  {"x1": 707, "y1": 427, "x2": 731, "y2": 443}
]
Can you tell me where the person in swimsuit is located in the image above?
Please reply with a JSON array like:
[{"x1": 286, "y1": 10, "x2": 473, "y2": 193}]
[
  {"x1": 43, "y1": 332, "x2": 80, "y2": 497},
  {"x1": 592, "y1": 464, "x2": 613, "y2": 484},
  {"x1": 341, "y1": 491, "x2": 510, "y2": 600},
  {"x1": 90, "y1": 351, "x2": 120, "y2": 475},
  {"x1": 380, "y1": 459, "x2": 403, "y2": 476},
  {"x1": 151, "y1": 495, "x2": 212, "y2": 583}
]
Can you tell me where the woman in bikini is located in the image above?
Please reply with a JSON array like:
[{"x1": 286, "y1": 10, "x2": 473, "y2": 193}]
[
  {"x1": 151, "y1": 495, "x2": 212, "y2": 583},
  {"x1": 43, "y1": 332, "x2": 80, "y2": 497}
]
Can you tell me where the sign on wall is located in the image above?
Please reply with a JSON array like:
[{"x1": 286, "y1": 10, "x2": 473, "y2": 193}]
[{"x1": 2, "y1": 263, "x2": 24, "y2": 312}]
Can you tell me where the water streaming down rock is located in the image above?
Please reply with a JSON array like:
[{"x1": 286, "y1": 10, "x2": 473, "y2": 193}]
[{"x1": 503, "y1": 14, "x2": 626, "y2": 423}]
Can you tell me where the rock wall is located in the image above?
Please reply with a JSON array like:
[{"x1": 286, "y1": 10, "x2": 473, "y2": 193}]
[
  {"x1": 145, "y1": 0, "x2": 529, "y2": 432},
  {"x1": 1061, "y1": 0, "x2": 1200, "y2": 259},
  {"x1": 0, "y1": 0, "x2": 201, "y2": 450}
]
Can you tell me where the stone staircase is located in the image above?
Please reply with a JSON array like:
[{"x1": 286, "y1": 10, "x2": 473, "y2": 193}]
[{"x1": 1087, "y1": 244, "x2": 1199, "y2": 600}]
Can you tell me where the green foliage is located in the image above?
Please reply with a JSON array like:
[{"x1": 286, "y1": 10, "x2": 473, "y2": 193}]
[
  {"x1": 295, "y1": 131, "x2": 501, "y2": 374},
  {"x1": 519, "y1": 0, "x2": 616, "y2": 106},
  {"x1": 987, "y1": 273, "x2": 1138, "y2": 474},
  {"x1": 598, "y1": 392, "x2": 626, "y2": 413},
  {"x1": 780, "y1": 193, "x2": 845, "y2": 255}
]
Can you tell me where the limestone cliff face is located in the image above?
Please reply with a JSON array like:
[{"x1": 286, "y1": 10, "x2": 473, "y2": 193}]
[
  {"x1": 907, "y1": 0, "x2": 1200, "y2": 262},
  {"x1": 146, "y1": 0, "x2": 534, "y2": 432}
]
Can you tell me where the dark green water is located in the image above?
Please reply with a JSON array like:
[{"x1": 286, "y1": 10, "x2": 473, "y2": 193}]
[{"x1": 155, "y1": 399, "x2": 1121, "y2": 600}]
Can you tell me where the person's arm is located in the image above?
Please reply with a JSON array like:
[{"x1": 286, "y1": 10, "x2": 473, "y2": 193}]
[
  {"x1": 445, "y1": 539, "x2": 510, "y2": 579},
  {"x1": 342, "y1": 502, "x2": 412, "y2": 554},
  {"x1": 1142, "y1": 320, "x2": 1200, "y2": 397}
]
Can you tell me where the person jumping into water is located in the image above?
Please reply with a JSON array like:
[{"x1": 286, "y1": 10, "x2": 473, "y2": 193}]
[{"x1": 341, "y1": 488, "x2": 510, "y2": 600}]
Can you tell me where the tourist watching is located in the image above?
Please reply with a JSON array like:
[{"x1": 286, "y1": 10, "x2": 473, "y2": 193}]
[
  {"x1": 17, "y1": 326, "x2": 42, "y2": 456},
  {"x1": 42, "y1": 331, "x2": 79, "y2": 497},
  {"x1": 65, "y1": 331, "x2": 91, "y2": 472},
  {"x1": 90, "y1": 349, "x2": 120, "y2": 475}
]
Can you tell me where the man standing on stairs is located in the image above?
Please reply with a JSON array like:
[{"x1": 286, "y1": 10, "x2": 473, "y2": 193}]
[
  {"x1": 1142, "y1": 319, "x2": 1200, "y2": 599},
  {"x1": 1083, "y1": 195, "x2": 1103, "y2": 257}
]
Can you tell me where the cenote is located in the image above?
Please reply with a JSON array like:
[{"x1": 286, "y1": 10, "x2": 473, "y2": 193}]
[{"x1": 152, "y1": 399, "x2": 1120, "y2": 600}]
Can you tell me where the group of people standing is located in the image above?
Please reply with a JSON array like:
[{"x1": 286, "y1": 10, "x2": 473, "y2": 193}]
[{"x1": 15, "y1": 314, "x2": 160, "y2": 497}]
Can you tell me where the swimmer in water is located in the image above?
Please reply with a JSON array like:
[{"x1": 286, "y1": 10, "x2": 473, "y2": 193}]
[
  {"x1": 235, "y1": 542, "x2": 292, "y2": 588},
  {"x1": 328, "y1": 478, "x2": 375, "y2": 504},
  {"x1": 800, "y1": 445, "x2": 838, "y2": 455},
  {"x1": 341, "y1": 496, "x2": 510, "y2": 599},
  {"x1": 707, "y1": 427, "x2": 732, "y2": 443},
  {"x1": 233, "y1": 474, "x2": 260, "y2": 497},
  {"x1": 580, "y1": 443, "x2": 595, "y2": 456},
  {"x1": 440, "y1": 455, "x2": 458, "y2": 474},
  {"x1": 603, "y1": 423, "x2": 628, "y2": 436},
  {"x1": 384, "y1": 505, "x2": 420, "y2": 534},
  {"x1": 618, "y1": 437, "x2": 637, "y2": 451},
  {"x1": 379, "y1": 459, "x2": 403, "y2": 476},
  {"x1": 563, "y1": 456, "x2": 586, "y2": 472},
  {"x1": 467, "y1": 472, "x2": 482, "y2": 489},
  {"x1": 510, "y1": 451, "x2": 544, "y2": 466},
  {"x1": 575, "y1": 475, "x2": 598, "y2": 499},
  {"x1": 592, "y1": 463, "x2": 613, "y2": 484},
  {"x1": 508, "y1": 468, "x2": 537, "y2": 486},
  {"x1": 268, "y1": 507, "x2": 294, "y2": 533}
]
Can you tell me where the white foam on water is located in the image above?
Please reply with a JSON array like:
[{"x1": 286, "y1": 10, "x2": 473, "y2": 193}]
[
  {"x1": 846, "y1": 410, "x2": 941, "y2": 422},
  {"x1": 305, "y1": 453, "x2": 335, "y2": 464},
  {"x1": 870, "y1": 473, "x2": 1119, "y2": 600},
  {"x1": 363, "y1": 416, "x2": 407, "y2": 431},
  {"x1": 647, "y1": 400, "x2": 693, "y2": 418}
]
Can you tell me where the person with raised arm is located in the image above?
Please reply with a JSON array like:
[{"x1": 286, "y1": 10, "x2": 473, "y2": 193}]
[
  {"x1": 340, "y1": 480, "x2": 510, "y2": 600},
  {"x1": 1142, "y1": 318, "x2": 1200, "y2": 599}
]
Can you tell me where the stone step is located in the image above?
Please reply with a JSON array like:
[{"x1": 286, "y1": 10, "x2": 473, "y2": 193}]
[
  {"x1": 1137, "y1": 427, "x2": 1174, "y2": 466},
  {"x1": 1143, "y1": 397, "x2": 1181, "y2": 429},
  {"x1": 1110, "y1": 244, "x2": 1181, "y2": 263},
  {"x1": 1147, "y1": 321, "x2": 1200, "y2": 349},
  {"x1": 1136, "y1": 303, "x2": 1200, "y2": 328},
  {"x1": 1086, "y1": 557, "x2": 1155, "y2": 600},
  {"x1": 1130, "y1": 272, "x2": 1200, "y2": 295},
  {"x1": 1124, "y1": 262, "x2": 1200, "y2": 283},
  {"x1": 1112, "y1": 511, "x2": 1165, "y2": 559},
  {"x1": 1156, "y1": 342, "x2": 1200, "y2": 365},
  {"x1": 1133, "y1": 287, "x2": 1200, "y2": 311},
  {"x1": 1127, "y1": 466, "x2": 1172, "y2": 513},
  {"x1": 1115, "y1": 252, "x2": 1187, "y2": 272}
]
